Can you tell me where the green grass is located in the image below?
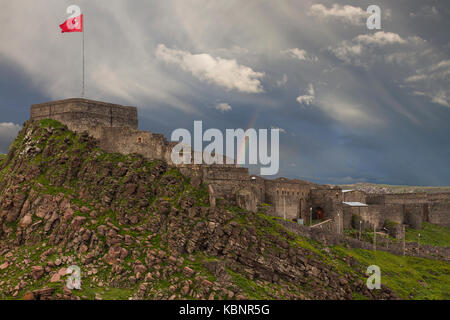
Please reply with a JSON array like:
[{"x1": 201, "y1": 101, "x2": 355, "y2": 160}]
[
  {"x1": 226, "y1": 269, "x2": 270, "y2": 299},
  {"x1": 332, "y1": 246, "x2": 450, "y2": 300},
  {"x1": 345, "y1": 222, "x2": 450, "y2": 247},
  {"x1": 38, "y1": 119, "x2": 66, "y2": 129},
  {"x1": 2, "y1": 119, "x2": 449, "y2": 301},
  {"x1": 406, "y1": 222, "x2": 450, "y2": 247},
  {"x1": 72, "y1": 286, "x2": 135, "y2": 300}
]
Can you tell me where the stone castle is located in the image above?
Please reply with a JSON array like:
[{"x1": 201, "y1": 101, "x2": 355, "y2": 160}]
[{"x1": 30, "y1": 98, "x2": 450, "y2": 237}]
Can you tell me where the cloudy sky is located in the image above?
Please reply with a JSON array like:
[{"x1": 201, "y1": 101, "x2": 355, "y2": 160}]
[{"x1": 1, "y1": 0, "x2": 449, "y2": 186}]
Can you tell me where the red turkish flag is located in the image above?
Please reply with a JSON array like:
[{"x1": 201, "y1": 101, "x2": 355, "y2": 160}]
[{"x1": 60, "y1": 14, "x2": 83, "y2": 33}]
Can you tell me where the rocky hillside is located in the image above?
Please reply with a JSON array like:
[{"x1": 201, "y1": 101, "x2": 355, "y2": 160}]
[{"x1": 0, "y1": 120, "x2": 400, "y2": 300}]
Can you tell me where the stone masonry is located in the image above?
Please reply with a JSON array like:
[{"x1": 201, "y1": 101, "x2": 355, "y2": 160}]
[{"x1": 30, "y1": 98, "x2": 450, "y2": 234}]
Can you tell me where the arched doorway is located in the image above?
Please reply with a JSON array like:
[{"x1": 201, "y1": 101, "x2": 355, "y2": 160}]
[{"x1": 314, "y1": 207, "x2": 324, "y2": 220}]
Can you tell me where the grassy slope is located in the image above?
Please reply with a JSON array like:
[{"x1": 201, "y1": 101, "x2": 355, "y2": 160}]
[
  {"x1": 0, "y1": 120, "x2": 448, "y2": 300},
  {"x1": 1, "y1": 120, "x2": 355, "y2": 300},
  {"x1": 270, "y1": 220, "x2": 450, "y2": 300},
  {"x1": 406, "y1": 222, "x2": 450, "y2": 247},
  {"x1": 332, "y1": 247, "x2": 450, "y2": 300},
  {"x1": 346, "y1": 222, "x2": 450, "y2": 247}
]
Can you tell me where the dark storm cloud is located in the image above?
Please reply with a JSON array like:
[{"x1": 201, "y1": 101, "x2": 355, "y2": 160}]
[{"x1": 0, "y1": 0, "x2": 449, "y2": 185}]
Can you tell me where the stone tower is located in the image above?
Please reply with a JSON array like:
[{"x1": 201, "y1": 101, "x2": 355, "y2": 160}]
[{"x1": 30, "y1": 98, "x2": 138, "y2": 139}]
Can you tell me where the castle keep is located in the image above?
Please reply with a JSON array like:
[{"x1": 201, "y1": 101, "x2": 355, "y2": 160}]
[{"x1": 30, "y1": 98, "x2": 450, "y2": 236}]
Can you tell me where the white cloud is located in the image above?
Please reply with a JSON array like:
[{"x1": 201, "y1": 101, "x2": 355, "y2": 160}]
[
  {"x1": 0, "y1": 122, "x2": 21, "y2": 153},
  {"x1": 330, "y1": 32, "x2": 411, "y2": 67},
  {"x1": 405, "y1": 74, "x2": 428, "y2": 83},
  {"x1": 276, "y1": 74, "x2": 288, "y2": 87},
  {"x1": 330, "y1": 43, "x2": 363, "y2": 65},
  {"x1": 430, "y1": 60, "x2": 450, "y2": 72},
  {"x1": 282, "y1": 48, "x2": 318, "y2": 61},
  {"x1": 431, "y1": 91, "x2": 450, "y2": 107},
  {"x1": 308, "y1": 4, "x2": 369, "y2": 25},
  {"x1": 413, "y1": 90, "x2": 450, "y2": 108},
  {"x1": 215, "y1": 102, "x2": 232, "y2": 112},
  {"x1": 296, "y1": 83, "x2": 315, "y2": 106},
  {"x1": 404, "y1": 59, "x2": 450, "y2": 108},
  {"x1": 156, "y1": 44, "x2": 264, "y2": 93},
  {"x1": 355, "y1": 32, "x2": 407, "y2": 46}
]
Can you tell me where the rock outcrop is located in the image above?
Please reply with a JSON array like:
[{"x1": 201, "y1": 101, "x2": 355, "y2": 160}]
[{"x1": 0, "y1": 120, "x2": 396, "y2": 300}]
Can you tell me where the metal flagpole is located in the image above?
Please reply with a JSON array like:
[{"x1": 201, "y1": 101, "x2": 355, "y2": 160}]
[{"x1": 82, "y1": 14, "x2": 85, "y2": 98}]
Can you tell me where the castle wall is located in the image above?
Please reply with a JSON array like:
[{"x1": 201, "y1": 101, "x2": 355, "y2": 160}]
[
  {"x1": 426, "y1": 194, "x2": 450, "y2": 227},
  {"x1": 365, "y1": 205, "x2": 386, "y2": 229},
  {"x1": 383, "y1": 193, "x2": 428, "y2": 205},
  {"x1": 30, "y1": 99, "x2": 138, "y2": 139},
  {"x1": 264, "y1": 180, "x2": 311, "y2": 221},
  {"x1": 381, "y1": 204, "x2": 405, "y2": 226},
  {"x1": 403, "y1": 204, "x2": 425, "y2": 229},
  {"x1": 28, "y1": 99, "x2": 450, "y2": 230},
  {"x1": 366, "y1": 194, "x2": 385, "y2": 205},
  {"x1": 310, "y1": 188, "x2": 343, "y2": 219},
  {"x1": 310, "y1": 188, "x2": 343, "y2": 233},
  {"x1": 342, "y1": 205, "x2": 369, "y2": 229},
  {"x1": 98, "y1": 127, "x2": 173, "y2": 164},
  {"x1": 342, "y1": 190, "x2": 366, "y2": 203},
  {"x1": 429, "y1": 203, "x2": 450, "y2": 227},
  {"x1": 427, "y1": 193, "x2": 450, "y2": 202}
]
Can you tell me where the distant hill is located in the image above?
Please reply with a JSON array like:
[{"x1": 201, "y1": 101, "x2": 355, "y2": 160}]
[{"x1": 339, "y1": 183, "x2": 450, "y2": 194}]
